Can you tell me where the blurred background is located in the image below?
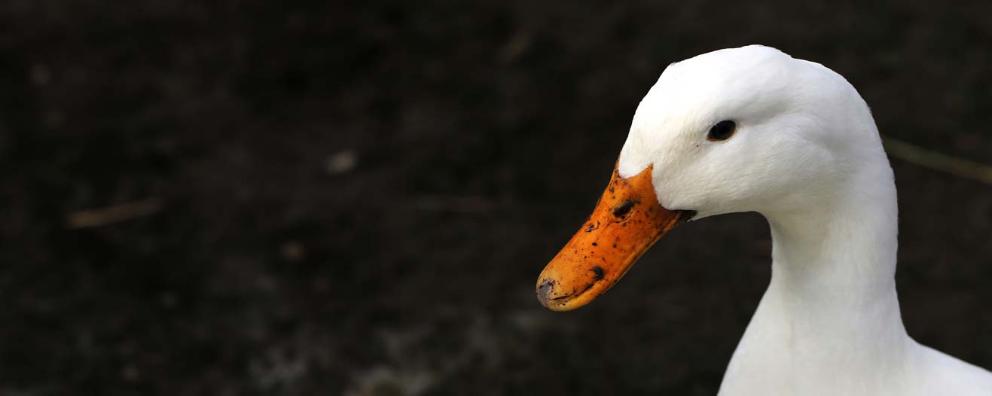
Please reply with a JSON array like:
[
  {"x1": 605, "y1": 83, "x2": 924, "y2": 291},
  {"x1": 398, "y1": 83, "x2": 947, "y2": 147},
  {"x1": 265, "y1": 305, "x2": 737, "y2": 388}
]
[{"x1": 1, "y1": 1, "x2": 990, "y2": 395}]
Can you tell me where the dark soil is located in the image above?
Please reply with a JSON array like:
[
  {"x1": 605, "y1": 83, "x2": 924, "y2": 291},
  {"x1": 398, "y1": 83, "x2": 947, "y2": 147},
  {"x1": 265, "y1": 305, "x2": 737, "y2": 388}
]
[{"x1": 0, "y1": 1, "x2": 990, "y2": 395}]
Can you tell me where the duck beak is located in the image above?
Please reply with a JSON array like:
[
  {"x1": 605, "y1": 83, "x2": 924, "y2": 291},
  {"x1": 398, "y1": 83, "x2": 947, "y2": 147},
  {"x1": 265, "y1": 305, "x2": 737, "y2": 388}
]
[{"x1": 536, "y1": 164, "x2": 691, "y2": 311}]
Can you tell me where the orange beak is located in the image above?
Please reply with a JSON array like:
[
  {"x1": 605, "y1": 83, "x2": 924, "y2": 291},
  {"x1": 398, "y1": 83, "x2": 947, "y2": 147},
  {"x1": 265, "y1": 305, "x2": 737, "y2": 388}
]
[{"x1": 536, "y1": 164, "x2": 692, "y2": 311}]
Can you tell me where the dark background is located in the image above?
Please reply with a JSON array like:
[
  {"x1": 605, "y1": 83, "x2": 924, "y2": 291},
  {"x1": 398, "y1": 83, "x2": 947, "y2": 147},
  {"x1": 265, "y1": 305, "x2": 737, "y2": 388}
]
[{"x1": 1, "y1": 1, "x2": 990, "y2": 395}]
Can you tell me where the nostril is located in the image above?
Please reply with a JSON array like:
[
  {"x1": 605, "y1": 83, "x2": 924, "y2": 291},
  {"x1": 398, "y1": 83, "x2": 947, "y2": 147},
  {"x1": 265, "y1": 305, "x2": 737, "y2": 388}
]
[{"x1": 612, "y1": 199, "x2": 636, "y2": 218}]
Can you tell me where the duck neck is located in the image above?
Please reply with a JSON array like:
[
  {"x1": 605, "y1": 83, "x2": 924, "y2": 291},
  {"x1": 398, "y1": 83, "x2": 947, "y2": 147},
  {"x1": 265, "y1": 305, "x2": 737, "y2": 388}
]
[
  {"x1": 747, "y1": 160, "x2": 910, "y2": 367},
  {"x1": 766, "y1": 201, "x2": 904, "y2": 333}
]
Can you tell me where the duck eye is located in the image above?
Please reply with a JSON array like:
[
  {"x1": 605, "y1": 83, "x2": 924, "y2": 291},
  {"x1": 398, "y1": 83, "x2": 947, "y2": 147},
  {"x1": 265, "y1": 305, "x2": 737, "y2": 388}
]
[{"x1": 707, "y1": 120, "x2": 736, "y2": 141}]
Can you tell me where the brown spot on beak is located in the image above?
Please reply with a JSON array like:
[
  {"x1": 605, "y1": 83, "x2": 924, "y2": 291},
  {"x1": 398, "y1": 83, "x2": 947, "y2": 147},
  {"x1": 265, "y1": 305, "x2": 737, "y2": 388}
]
[{"x1": 592, "y1": 266, "x2": 605, "y2": 280}]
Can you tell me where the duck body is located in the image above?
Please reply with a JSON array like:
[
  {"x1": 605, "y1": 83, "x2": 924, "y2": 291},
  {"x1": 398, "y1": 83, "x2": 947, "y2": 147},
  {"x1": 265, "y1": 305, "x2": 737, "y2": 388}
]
[{"x1": 536, "y1": 45, "x2": 992, "y2": 395}]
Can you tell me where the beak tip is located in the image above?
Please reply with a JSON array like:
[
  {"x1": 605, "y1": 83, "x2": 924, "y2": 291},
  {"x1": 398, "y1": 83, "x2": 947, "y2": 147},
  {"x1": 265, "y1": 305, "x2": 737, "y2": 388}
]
[
  {"x1": 536, "y1": 277, "x2": 583, "y2": 312},
  {"x1": 535, "y1": 278, "x2": 555, "y2": 308}
]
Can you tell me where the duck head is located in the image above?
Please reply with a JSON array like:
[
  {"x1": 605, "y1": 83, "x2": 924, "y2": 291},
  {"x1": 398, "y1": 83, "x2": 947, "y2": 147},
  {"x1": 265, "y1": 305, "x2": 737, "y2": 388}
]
[{"x1": 537, "y1": 45, "x2": 885, "y2": 311}]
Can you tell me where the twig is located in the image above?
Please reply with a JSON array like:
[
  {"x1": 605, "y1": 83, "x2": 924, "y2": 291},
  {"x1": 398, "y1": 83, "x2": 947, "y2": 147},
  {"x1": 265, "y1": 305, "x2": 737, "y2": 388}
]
[
  {"x1": 882, "y1": 136, "x2": 992, "y2": 185},
  {"x1": 66, "y1": 198, "x2": 164, "y2": 229}
]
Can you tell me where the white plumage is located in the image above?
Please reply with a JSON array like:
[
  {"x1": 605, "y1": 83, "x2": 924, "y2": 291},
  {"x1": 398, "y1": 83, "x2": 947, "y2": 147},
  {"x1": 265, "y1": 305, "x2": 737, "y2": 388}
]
[{"x1": 618, "y1": 45, "x2": 992, "y2": 395}]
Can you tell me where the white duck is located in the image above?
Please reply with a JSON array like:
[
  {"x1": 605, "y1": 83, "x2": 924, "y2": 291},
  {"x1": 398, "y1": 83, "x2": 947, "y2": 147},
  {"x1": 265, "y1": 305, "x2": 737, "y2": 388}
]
[{"x1": 535, "y1": 45, "x2": 992, "y2": 395}]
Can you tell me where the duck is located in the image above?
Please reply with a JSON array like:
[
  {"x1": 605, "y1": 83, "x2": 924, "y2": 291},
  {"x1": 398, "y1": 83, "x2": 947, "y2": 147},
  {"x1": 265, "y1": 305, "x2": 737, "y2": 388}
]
[{"x1": 535, "y1": 45, "x2": 992, "y2": 395}]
